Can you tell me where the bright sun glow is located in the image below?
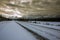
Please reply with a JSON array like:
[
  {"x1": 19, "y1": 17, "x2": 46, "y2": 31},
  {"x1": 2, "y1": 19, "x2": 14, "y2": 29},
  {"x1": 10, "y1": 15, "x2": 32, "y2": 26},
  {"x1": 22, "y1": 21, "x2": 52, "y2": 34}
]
[{"x1": 0, "y1": 7, "x2": 23, "y2": 19}]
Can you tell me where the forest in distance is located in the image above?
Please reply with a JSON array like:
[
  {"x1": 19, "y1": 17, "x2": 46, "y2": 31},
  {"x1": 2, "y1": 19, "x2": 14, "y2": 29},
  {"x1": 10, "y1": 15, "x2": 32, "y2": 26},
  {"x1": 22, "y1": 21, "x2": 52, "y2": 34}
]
[{"x1": 0, "y1": 16, "x2": 60, "y2": 22}]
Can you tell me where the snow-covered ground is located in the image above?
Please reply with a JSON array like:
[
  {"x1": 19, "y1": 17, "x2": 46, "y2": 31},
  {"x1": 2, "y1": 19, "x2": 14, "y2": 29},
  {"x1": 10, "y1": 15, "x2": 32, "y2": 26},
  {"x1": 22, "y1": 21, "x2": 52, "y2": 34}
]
[
  {"x1": 28, "y1": 21, "x2": 60, "y2": 26},
  {"x1": 0, "y1": 21, "x2": 37, "y2": 40},
  {"x1": 17, "y1": 21, "x2": 60, "y2": 40},
  {"x1": 0, "y1": 21, "x2": 60, "y2": 40},
  {"x1": 26, "y1": 21, "x2": 60, "y2": 30}
]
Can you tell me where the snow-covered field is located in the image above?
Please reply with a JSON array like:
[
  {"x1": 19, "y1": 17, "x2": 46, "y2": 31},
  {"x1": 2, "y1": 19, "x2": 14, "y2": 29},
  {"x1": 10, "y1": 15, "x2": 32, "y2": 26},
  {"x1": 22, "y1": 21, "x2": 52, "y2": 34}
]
[
  {"x1": 28, "y1": 21, "x2": 60, "y2": 26},
  {"x1": 17, "y1": 21, "x2": 60, "y2": 40},
  {"x1": 0, "y1": 21, "x2": 60, "y2": 40}
]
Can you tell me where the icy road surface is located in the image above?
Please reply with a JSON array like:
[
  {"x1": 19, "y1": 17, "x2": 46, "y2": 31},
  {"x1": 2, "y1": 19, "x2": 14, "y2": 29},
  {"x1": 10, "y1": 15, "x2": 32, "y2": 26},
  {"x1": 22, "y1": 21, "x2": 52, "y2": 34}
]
[{"x1": 0, "y1": 21, "x2": 37, "y2": 40}]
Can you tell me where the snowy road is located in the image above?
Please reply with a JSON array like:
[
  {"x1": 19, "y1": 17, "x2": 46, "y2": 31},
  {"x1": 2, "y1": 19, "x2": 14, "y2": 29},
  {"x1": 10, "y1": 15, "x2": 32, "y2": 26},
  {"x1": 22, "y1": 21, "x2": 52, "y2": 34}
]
[{"x1": 0, "y1": 21, "x2": 38, "y2": 40}]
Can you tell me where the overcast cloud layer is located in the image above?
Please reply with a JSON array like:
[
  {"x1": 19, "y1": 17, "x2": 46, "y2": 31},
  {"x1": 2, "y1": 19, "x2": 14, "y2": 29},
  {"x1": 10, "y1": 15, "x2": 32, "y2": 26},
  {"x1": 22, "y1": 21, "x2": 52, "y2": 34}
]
[{"x1": 0, "y1": 0, "x2": 60, "y2": 19}]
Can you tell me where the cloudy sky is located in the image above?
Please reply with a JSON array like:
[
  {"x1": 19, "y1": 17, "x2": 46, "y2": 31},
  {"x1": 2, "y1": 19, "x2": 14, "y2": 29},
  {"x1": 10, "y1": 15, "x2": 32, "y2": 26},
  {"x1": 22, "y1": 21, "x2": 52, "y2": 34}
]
[{"x1": 0, "y1": 0, "x2": 60, "y2": 19}]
